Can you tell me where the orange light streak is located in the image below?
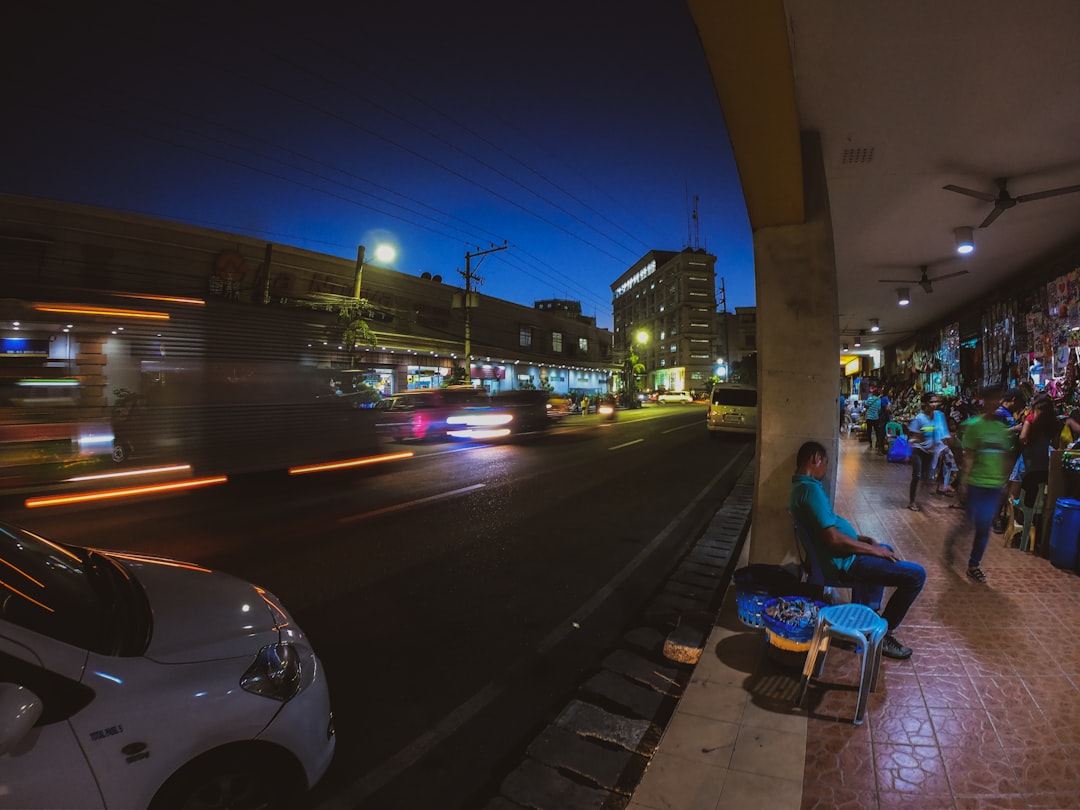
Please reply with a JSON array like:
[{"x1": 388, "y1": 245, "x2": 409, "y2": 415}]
[
  {"x1": 105, "y1": 552, "x2": 213, "y2": 573},
  {"x1": 288, "y1": 451, "x2": 413, "y2": 475},
  {"x1": 0, "y1": 556, "x2": 45, "y2": 589},
  {"x1": 111, "y1": 293, "x2": 206, "y2": 306},
  {"x1": 24, "y1": 476, "x2": 228, "y2": 508},
  {"x1": 65, "y1": 464, "x2": 192, "y2": 483},
  {"x1": 33, "y1": 304, "x2": 170, "y2": 320},
  {"x1": 0, "y1": 579, "x2": 54, "y2": 613}
]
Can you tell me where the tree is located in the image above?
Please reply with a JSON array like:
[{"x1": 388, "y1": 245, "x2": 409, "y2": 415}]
[
  {"x1": 444, "y1": 365, "x2": 469, "y2": 387},
  {"x1": 336, "y1": 299, "x2": 377, "y2": 365},
  {"x1": 729, "y1": 353, "x2": 758, "y2": 385}
]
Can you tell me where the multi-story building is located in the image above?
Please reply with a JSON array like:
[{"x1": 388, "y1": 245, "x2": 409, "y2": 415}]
[
  {"x1": 0, "y1": 193, "x2": 617, "y2": 484},
  {"x1": 610, "y1": 249, "x2": 719, "y2": 395}
]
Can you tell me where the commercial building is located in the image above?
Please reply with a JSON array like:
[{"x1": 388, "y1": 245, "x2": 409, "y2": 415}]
[
  {"x1": 0, "y1": 193, "x2": 617, "y2": 484},
  {"x1": 610, "y1": 248, "x2": 719, "y2": 395}
]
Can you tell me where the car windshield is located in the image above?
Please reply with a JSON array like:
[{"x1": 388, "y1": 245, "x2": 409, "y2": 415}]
[
  {"x1": 712, "y1": 388, "x2": 757, "y2": 406},
  {"x1": 0, "y1": 523, "x2": 149, "y2": 655}
]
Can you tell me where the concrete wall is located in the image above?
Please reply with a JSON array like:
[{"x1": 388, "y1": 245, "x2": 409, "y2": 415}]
[{"x1": 750, "y1": 132, "x2": 841, "y2": 565}]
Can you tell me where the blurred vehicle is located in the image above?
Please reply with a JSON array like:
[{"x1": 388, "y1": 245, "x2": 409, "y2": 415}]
[
  {"x1": 373, "y1": 387, "x2": 489, "y2": 441},
  {"x1": 0, "y1": 520, "x2": 335, "y2": 810},
  {"x1": 707, "y1": 383, "x2": 758, "y2": 435},
  {"x1": 545, "y1": 393, "x2": 572, "y2": 418},
  {"x1": 446, "y1": 389, "x2": 552, "y2": 439},
  {"x1": 657, "y1": 391, "x2": 693, "y2": 404},
  {"x1": 597, "y1": 395, "x2": 617, "y2": 421}
]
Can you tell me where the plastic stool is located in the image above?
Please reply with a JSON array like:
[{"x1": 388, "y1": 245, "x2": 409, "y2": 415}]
[{"x1": 795, "y1": 603, "x2": 889, "y2": 725}]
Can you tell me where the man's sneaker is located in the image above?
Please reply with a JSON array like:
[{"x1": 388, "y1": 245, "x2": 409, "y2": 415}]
[{"x1": 881, "y1": 634, "x2": 913, "y2": 660}]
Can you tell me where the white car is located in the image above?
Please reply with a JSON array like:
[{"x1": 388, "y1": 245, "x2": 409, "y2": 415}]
[
  {"x1": 657, "y1": 391, "x2": 693, "y2": 403},
  {"x1": 0, "y1": 521, "x2": 335, "y2": 810}
]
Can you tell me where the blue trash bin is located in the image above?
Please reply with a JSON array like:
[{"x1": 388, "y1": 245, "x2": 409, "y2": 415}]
[{"x1": 1049, "y1": 498, "x2": 1080, "y2": 570}]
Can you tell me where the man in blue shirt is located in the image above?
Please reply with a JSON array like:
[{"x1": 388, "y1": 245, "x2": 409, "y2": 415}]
[{"x1": 790, "y1": 440, "x2": 927, "y2": 659}]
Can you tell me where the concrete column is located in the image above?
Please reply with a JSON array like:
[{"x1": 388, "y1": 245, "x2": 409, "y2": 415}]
[{"x1": 751, "y1": 131, "x2": 841, "y2": 565}]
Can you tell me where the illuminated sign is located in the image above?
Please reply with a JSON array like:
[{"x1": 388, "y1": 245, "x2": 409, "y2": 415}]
[{"x1": 614, "y1": 261, "x2": 656, "y2": 297}]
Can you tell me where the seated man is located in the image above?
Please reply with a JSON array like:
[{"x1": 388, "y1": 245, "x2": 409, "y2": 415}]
[{"x1": 790, "y1": 440, "x2": 926, "y2": 659}]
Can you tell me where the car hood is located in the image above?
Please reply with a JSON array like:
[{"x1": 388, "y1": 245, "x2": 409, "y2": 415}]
[{"x1": 110, "y1": 552, "x2": 286, "y2": 664}]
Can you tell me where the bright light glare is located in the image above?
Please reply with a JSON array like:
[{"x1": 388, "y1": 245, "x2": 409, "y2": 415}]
[
  {"x1": 374, "y1": 244, "x2": 397, "y2": 263},
  {"x1": 447, "y1": 428, "x2": 512, "y2": 439},
  {"x1": 447, "y1": 413, "x2": 514, "y2": 427}
]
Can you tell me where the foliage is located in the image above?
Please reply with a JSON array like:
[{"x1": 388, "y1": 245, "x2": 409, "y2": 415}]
[
  {"x1": 729, "y1": 353, "x2": 759, "y2": 385},
  {"x1": 443, "y1": 365, "x2": 469, "y2": 386},
  {"x1": 336, "y1": 299, "x2": 377, "y2": 356}
]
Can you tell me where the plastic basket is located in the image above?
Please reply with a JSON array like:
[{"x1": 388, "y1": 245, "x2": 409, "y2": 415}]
[
  {"x1": 761, "y1": 596, "x2": 827, "y2": 650},
  {"x1": 735, "y1": 589, "x2": 771, "y2": 629},
  {"x1": 733, "y1": 565, "x2": 804, "y2": 629}
]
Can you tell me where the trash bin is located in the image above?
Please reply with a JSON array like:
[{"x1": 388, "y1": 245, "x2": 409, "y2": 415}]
[
  {"x1": 1048, "y1": 498, "x2": 1080, "y2": 570},
  {"x1": 1062, "y1": 451, "x2": 1080, "y2": 501}
]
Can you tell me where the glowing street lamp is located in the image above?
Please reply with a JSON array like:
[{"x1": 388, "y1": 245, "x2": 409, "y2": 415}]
[
  {"x1": 353, "y1": 242, "x2": 397, "y2": 298},
  {"x1": 623, "y1": 329, "x2": 649, "y2": 406}
]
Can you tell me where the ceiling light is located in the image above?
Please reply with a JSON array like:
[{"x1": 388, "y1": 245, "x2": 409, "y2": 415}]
[
  {"x1": 842, "y1": 343, "x2": 849, "y2": 352},
  {"x1": 954, "y1": 226, "x2": 975, "y2": 255},
  {"x1": 897, "y1": 287, "x2": 911, "y2": 306},
  {"x1": 870, "y1": 318, "x2": 880, "y2": 332},
  {"x1": 854, "y1": 330, "x2": 863, "y2": 348}
]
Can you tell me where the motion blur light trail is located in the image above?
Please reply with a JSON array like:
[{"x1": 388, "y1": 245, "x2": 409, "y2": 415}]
[
  {"x1": 24, "y1": 476, "x2": 228, "y2": 508},
  {"x1": 65, "y1": 464, "x2": 193, "y2": 483},
  {"x1": 288, "y1": 451, "x2": 414, "y2": 475}
]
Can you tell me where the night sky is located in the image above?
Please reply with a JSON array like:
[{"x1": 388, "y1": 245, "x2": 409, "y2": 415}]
[{"x1": 2, "y1": 1, "x2": 754, "y2": 329}]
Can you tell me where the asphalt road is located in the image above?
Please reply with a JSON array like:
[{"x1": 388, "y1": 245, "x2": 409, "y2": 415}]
[{"x1": 1, "y1": 403, "x2": 754, "y2": 809}]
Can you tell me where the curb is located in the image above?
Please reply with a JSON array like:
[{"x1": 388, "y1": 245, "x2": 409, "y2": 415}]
[{"x1": 481, "y1": 461, "x2": 755, "y2": 809}]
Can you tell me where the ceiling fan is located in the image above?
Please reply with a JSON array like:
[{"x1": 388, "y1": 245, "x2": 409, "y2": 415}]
[
  {"x1": 943, "y1": 176, "x2": 1080, "y2": 228},
  {"x1": 878, "y1": 265, "x2": 968, "y2": 294}
]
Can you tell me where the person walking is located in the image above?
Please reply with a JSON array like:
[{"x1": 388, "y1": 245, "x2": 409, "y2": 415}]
[
  {"x1": 960, "y1": 386, "x2": 1015, "y2": 584},
  {"x1": 876, "y1": 388, "x2": 892, "y2": 454},
  {"x1": 907, "y1": 392, "x2": 946, "y2": 511},
  {"x1": 864, "y1": 387, "x2": 882, "y2": 453},
  {"x1": 992, "y1": 388, "x2": 1026, "y2": 533}
]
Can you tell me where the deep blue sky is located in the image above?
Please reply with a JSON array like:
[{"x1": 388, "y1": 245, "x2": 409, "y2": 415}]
[{"x1": 2, "y1": 1, "x2": 754, "y2": 330}]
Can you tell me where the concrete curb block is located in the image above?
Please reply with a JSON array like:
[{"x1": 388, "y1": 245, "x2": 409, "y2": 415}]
[{"x1": 481, "y1": 459, "x2": 755, "y2": 810}]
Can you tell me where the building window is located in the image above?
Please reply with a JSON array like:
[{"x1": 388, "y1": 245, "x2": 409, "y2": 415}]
[
  {"x1": 578, "y1": 337, "x2": 587, "y2": 353},
  {"x1": 552, "y1": 331, "x2": 563, "y2": 352},
  {"x1": 520, "y1": 326, "x2": 533, "y2": 347}
]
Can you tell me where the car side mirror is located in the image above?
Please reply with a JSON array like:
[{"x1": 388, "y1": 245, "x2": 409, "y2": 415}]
[{"x1": 0, "y1": 683, "x2": 43, "y2": 756}]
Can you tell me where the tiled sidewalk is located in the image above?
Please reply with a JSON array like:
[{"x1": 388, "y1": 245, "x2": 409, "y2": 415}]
[{"x1": 629, "y1": 435, "x2": 1080, "y2": 810}]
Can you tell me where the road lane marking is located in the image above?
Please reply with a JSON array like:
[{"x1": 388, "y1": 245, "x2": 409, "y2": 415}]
[
  {"x1": 608, "y1": 439, "x2": 644, "y2": 450},
  {"x1": 662, "y1": 421, "x2": 702, "y2": 434},
  {"x1": 337, "y1": 483, "x2": 486, "y2": 523},
  {"x1": 317, "y1": 446, "x2": 752, "y2": 808}
]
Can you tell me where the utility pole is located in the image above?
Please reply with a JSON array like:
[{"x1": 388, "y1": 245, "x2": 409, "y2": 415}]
[{"x1": 458, "y1": 243, "x2": 507, "y2": 368}]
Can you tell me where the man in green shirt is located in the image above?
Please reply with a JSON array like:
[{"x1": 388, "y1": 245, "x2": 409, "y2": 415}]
[{"x1": 960, "y1": 386, "x2": 1014, "y2": 584}]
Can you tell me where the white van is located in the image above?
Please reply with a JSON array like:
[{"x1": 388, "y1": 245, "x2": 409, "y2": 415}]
[{"x1": 707, "y1": 384, "x2": 758, "y2": 436}]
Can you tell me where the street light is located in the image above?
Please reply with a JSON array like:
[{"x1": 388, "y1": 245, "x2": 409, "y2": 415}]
[
  {"x1": 623, "y1": 329, "x2": 649, "y2": 407},
  {"x1": 352, "y1": 243, "x2": 397, "y2": 298}
]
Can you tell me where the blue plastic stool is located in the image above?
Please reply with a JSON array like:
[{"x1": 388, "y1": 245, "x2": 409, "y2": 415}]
[{"x1": 796, "y1": 603, "x2": 889, "y2": 725}]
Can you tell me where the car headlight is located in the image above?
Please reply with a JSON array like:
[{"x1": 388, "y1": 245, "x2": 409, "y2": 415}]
[{"x1": 240, "y1": 643, "x2": 303, "y2": 701}]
